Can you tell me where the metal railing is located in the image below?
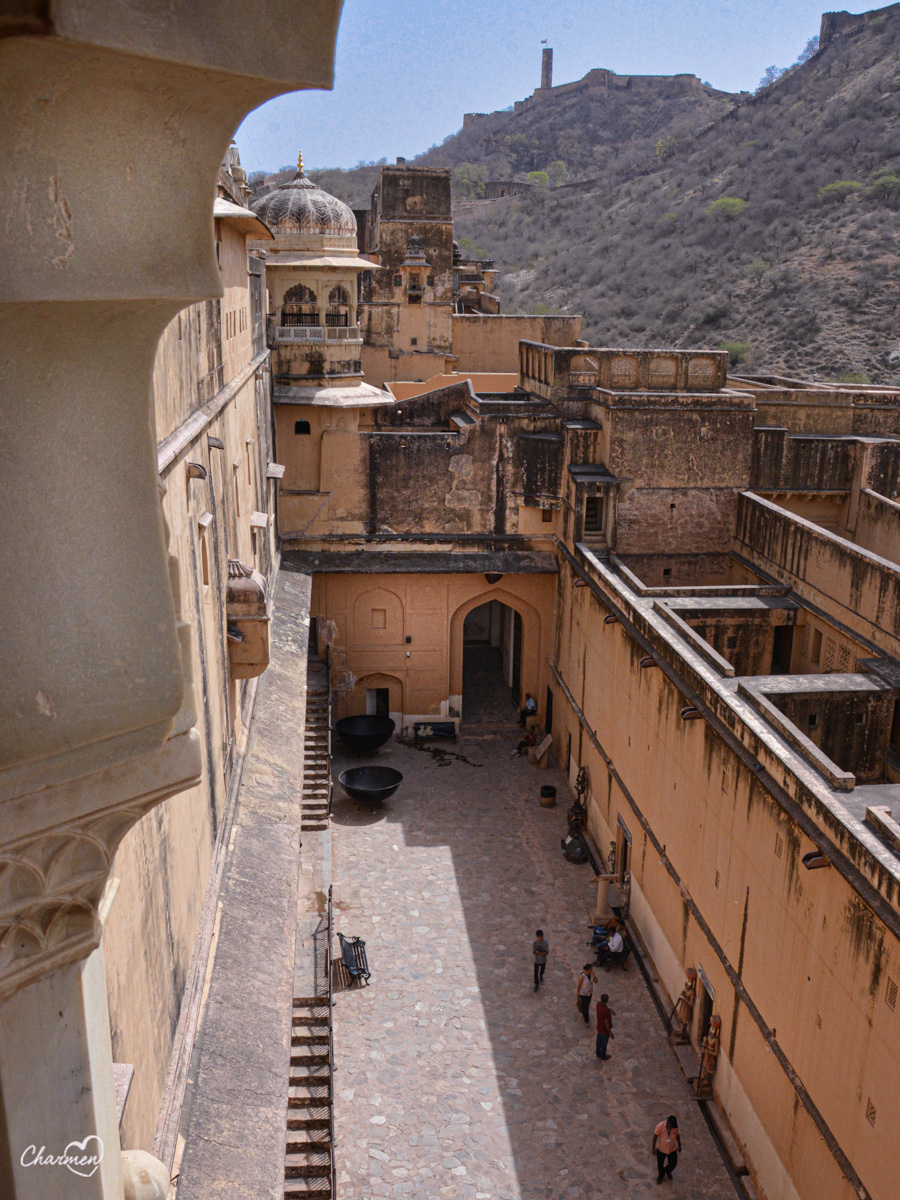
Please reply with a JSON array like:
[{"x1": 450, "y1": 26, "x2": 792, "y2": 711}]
[
  {"x1": 326, "y1": 644, "x2": 333, "y2": 816},
  {"x1": 327, "y1": 883, "x2": 336, "y2": 1198},
  {"x1": 281, "y1": 311, "x2": 320, "y2": 326}
]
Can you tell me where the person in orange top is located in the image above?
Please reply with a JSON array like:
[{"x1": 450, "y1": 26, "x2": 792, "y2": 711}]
[{"x1": 652, "y1": 1114, "x2": 682, "y2": 1184}]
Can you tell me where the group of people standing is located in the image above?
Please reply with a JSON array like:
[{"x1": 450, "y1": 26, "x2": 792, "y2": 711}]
[
  {"x1": 533, "y1": 932, "x2": 682, "y2": 1186},
  {"x1": 576, "y1": 962, "x2": 615, "y2": 1059}
]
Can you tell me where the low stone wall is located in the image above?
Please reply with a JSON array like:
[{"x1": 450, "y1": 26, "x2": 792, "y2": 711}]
[{"x1": 736, "y1": 491, "x2": 900, "y2": 654}]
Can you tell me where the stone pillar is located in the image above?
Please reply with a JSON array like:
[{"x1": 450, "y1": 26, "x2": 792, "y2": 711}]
[
  {"x1": 0, "y1": 947, "x2": 123, "y2": 1200},
  {"x1": 0, "y1": 4, "x2": 341, "y2": 1197}
]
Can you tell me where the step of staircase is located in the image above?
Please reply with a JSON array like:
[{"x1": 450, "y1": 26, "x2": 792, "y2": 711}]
[
  {"x1": 284, "y1": 1181, "x2": 332, "y2": 1198},
  {"x1": 286, "y1": 1132, "x2": 332, "y2": 1152}
]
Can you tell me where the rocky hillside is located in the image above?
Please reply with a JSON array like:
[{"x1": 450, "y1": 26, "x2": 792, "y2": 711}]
[
  {"x1": 453, "y1": 14, "x2": 900, "y2": 382},
  {"x1": 413, "y1": 75, "x2": 736, "y2": 186}
]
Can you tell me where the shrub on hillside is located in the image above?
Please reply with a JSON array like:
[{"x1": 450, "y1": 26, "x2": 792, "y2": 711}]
[
  {"x1": 865, "y1": 169, "x2": 900, "y2": 202},
  {"x1": 721, "y1": 340, "x2": 751, "y2": 366},
  {"x1": 817, "y1": 180, "x2": 861, "y2": 204},
  {"x1": 705, "y1": 197, "x2": 748, "y2": 220},
  {"x1": 832, "y1": 372, "x2": 871, "y2": 384}
]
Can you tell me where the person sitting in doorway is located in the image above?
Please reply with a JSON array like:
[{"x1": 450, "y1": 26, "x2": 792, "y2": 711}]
[
  {"x1": 519, "y1": 693, "x2": 537, "y2": 726},
  {"x1": 511, "y1": 726, "x2": 539, "y2": 758}
]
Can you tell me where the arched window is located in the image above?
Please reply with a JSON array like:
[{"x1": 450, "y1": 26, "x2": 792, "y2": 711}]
[
  {"x1": 325, "y1": 285, "x2": 350, "y2": 328},
  {"x1": 294, "y1": 419, "x2": 311, "y2": 435},
  {"x1": 282, "y1": 283, "x2": 318, "y2": 327}
]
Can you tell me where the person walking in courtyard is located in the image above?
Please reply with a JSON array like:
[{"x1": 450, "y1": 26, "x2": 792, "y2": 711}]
[
  {"x1": 532, "y1": 929, "x2": 548, "y2": 990},
  {"x1": 575, "y1": 963, "x2": 596, "y2": 1023},
  {"x1": 595, "y1": 991, "x2": 615, "y2": 1059},
  {"x1": 652, "y1": 1114, "x2": 682, "y2": 1184}
]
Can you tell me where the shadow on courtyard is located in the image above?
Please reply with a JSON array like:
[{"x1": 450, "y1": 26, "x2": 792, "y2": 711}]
[{"x1": 330, "y1": 732, "x2": 734, "y2": 1200}]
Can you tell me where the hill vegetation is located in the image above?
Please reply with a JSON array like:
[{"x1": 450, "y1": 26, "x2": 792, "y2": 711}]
[
  {"x1": 253, "y1": 12, "x2": 900, "y2": 382},
  {"x1": 452, "y1": 15, "x2": 900, "y2": 382}
]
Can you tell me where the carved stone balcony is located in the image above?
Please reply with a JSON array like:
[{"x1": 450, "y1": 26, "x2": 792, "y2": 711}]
[{"x1": 275, "y1": 324, "x2": 361, "y2": 344}]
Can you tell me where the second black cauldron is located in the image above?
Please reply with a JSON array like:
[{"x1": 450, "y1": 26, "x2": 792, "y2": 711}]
[
  {"x1": 335, "y1": 715, "x2": 395, "y2": 754},
  {"x1": 338, "y1": 765, "x2": 403, "y2": 809}
]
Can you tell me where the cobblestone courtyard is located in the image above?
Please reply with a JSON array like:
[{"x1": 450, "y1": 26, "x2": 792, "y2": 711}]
[{"x1": 331, "y1": 734, "x2": 735, "y2": 1200}]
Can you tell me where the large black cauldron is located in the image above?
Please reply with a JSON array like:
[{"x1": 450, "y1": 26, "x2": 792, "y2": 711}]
[
  {"x1": 335, "y1": 715, "x2": 395, "y2": 754},
  {"x1": 338, "y1": 765, "x2": 403, "y2": 809}
]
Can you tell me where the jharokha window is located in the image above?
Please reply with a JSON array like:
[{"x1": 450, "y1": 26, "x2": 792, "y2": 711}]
[
  {"x1": 282, "y1": 283, "x2": 318, "y2": 327},
  {"x1": 325, "y1": 285, "x2": 350, "y2": 327}
]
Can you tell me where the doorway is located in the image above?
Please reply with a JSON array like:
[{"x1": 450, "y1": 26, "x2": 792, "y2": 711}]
[
  {"x1": 366, "y1": 688, "x2": 390, "y2": 717},
  {"x1": 771, "y1": 625, "x2": 794, "y2": 674},
  {"x1": 696, "y1": 968, "x2": 714, "y2": 1048},
  {"x1": 462, "y1": 600, "x2": 521, "y2": 724}
]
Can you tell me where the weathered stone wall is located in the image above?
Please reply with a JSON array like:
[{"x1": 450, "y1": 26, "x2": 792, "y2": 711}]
[
  {"x1": 736, "y1": 492, "x2": 900, "y2": 656},
  {"x1": 854, "y1": 488, "x2": 900, "y2": 563},
  {"x1": 602, "y1": 398, "x2": 755, "y2": 555},
  {"x1": 367, "y1": 426, "x2": 500, "y2": 536},
  {"x1": 374, "y1": 382, "x2": 470, "y2": 426},
  {"x1": 770, "y1": 687, "x2": 893, "y2": 782},
  {"x1": 749, "y1": 428, "x2": 857, "y2": 492},
  {"x1": 685, "y1": 610, "x2": 791, "y2": 677}
]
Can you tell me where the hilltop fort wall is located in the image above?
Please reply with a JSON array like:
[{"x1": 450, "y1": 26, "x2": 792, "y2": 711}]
[
  {"x1": 463, "y1": 63, "x2": 728, "y2": 133},
  {"x1": 820, "y1": 4, "x2": 900, "y2": 48}
]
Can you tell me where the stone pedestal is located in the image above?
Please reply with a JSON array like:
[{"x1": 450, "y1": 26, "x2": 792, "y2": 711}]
[{"x1": 591, "y1": 873, "x2": 616, "y2": 925}]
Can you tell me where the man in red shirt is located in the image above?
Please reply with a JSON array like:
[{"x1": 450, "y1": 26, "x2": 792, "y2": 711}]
[
  {"x1": 595, "y1": 992, "x2": 615, "y2": 1059},
  {"x1": 652, "y1": 1114, "x2": 681, "y2": 1184}
]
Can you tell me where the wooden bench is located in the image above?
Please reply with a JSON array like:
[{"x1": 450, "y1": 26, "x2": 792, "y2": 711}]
[
  {"x1": 337, "y1": 932, "x2": 370, "y2": 986},
  {"x1": 601, "y1": 939, "x2": 632, "y2": 972},
  {"x1": 413, "y1": 721, "x2": 457, "y2": 743}
]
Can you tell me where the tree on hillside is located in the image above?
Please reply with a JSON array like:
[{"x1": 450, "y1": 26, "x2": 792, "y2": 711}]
[
  {"x1": 795, "y1": 36, "x2": 819, "y2": 64},
  {"x1": 757, "y1": 65, "x2": 786, "y2": 90},
  {"x1": 705, "y1": 196, "x2": 748, "y2": 220},
  {"x1": 453, "y1": 162, "x2": 488, "y2": 199}
]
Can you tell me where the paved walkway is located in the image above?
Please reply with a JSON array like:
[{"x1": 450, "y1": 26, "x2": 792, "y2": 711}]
[{"x1": 330, "y1": 734, "x2": 735, "y2": 1200}]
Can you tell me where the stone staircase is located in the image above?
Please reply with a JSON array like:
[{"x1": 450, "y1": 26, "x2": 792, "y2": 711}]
[
  {"x1": 301, "y1": 659, "x2": 331, "y2": 833},
  {"x1": 284, "y1": 995, "x2": 333, "y2": 1198},
  {"x1": 580, "y1": 532, "x2": 608, "y2": 555}
]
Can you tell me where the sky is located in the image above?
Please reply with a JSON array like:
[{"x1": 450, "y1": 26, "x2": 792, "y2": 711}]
[{"x1": 234, "y1": 0, "x2": 827, "y2": 175}]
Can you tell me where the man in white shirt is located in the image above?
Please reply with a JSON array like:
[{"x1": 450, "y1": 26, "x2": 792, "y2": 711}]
[{"x1": 598, "y1": 927, "x2": 625, "y2": 966}]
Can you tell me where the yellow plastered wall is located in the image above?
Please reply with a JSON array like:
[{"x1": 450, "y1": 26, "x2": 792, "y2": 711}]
[
  {"x1": 550, "y1": 571, "x2": 897, "y2": 1200},
  {"x1": 312, "y1": 572, "x2": 556, "y2": 725}
]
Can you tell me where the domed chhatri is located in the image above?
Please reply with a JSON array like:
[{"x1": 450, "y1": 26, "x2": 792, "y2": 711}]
[{"x1": 251, "y1": 152, "x2": 356, "y2": 239}]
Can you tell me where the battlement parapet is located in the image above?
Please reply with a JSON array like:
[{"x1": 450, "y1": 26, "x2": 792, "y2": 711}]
[{"x1": 820, "y1": 4, "x2": 900, "y2": 49}]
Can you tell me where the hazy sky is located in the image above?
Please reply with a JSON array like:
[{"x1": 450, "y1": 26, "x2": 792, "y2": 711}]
[{"x1": 234, "y1": 0, "x2": 827, "y2": 174}]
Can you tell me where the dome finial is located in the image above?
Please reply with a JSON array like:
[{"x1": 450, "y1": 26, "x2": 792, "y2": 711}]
[{"x1": 297, "y1": 149, "x2": 304, "y2": 175}]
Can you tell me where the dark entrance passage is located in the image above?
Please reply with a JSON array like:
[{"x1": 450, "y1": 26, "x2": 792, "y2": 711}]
[{"x1": 462, "y1": 600, "x2": 521, "y2": 725}]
